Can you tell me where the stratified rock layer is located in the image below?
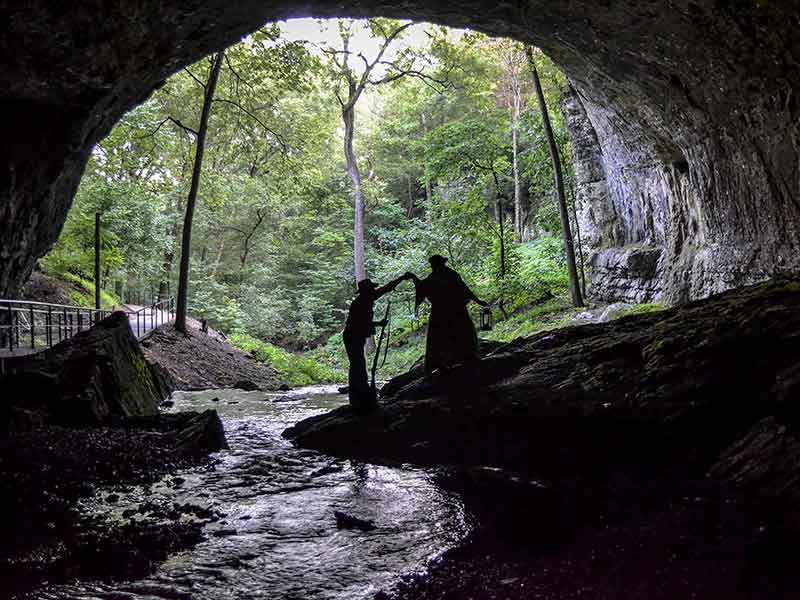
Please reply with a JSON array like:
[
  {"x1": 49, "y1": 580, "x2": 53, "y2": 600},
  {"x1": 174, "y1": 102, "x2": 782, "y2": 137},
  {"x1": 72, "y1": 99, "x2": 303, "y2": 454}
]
[
  {"x1": 286, "y1": 278, "x2": 800, "y2": 518},
  {"x1": 1, "y1": 2, "x2": 799, "y2": 301}
]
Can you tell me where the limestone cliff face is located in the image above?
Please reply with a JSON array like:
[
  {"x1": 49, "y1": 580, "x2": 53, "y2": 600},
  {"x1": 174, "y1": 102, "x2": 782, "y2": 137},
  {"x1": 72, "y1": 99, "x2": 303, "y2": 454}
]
[
  {"x1": 1, "y1": 1, "x2": 799, "y2": 300},
  {"x1": 562, "y1": 38, "x2": 800, "y2": 304}
]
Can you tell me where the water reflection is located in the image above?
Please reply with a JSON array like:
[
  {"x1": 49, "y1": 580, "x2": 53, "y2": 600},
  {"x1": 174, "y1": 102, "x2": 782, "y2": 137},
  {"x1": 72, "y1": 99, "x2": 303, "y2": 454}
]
[{"x1": 31, "y1": 386, "x2": 468, "y2": 600}]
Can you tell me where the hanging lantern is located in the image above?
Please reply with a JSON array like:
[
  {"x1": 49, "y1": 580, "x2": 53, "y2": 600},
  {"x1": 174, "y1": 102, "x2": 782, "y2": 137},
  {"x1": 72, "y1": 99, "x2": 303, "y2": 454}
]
[{"x1": 479, "y1": 306, "x2": 493, "y2": 331}]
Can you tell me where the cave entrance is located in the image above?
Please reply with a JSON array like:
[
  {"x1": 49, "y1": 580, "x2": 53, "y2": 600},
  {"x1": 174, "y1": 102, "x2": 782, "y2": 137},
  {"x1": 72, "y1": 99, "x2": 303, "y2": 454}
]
[
  {"x1": 27, "y1": 16, "x2": 581, "y2": 362},
  {"x1": 2, "y1": 2, "x2": 798, "y2": 305}
]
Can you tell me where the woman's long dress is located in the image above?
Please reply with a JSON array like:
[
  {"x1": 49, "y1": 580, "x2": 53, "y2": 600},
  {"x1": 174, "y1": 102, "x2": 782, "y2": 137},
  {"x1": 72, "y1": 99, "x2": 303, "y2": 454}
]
[{"x1": 415, "y1": 266, "x2": 479, "y2": 374}]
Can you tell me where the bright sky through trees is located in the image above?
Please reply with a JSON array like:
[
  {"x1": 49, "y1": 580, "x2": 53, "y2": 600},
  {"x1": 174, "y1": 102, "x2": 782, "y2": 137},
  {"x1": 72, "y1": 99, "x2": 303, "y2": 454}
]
[{"x1": 278, "y1": 18, "x2": 465, "y2": 76}]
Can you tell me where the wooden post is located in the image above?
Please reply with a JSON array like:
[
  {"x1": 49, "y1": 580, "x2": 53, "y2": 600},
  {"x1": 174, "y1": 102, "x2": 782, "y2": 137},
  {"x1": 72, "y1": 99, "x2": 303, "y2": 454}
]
[{"x1": 94, "y1": 212, "x2": 101, "y2": 310}]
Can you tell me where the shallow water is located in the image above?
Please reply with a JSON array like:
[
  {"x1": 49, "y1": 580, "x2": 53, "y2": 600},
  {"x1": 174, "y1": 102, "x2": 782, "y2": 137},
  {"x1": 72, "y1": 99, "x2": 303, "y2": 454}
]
[{"x1": 31, "y1": 386, "x2": 469, "y2": 600}]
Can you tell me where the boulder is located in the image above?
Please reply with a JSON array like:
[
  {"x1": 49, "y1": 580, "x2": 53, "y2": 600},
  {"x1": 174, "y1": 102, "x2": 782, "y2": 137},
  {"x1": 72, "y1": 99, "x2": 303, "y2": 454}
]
[
  {"x1": 285, "y1": 278, "x2": 800, "y2": 482},
  {"x1": 233, "y1": 379, "x2": 259, "y2": 391},
  {"x1": 128, "y1": 410, "x2": 229, "y2": 453},
  {"x1": 172, "y1": 409, "x2": 229, "y2": 453},
  {"x1": 1, "y1": 311, "x2": 170, "y2": 425},
  {"x1": 334, "y1": 510, "x2": 376, "y2": 531}
]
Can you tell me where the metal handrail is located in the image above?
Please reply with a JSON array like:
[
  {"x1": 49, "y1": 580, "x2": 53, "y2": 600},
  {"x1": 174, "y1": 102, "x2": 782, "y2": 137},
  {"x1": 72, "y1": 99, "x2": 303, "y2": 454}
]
[
  {"x1": 0, "y1": 299, "x2": 113, "y2": 355},
  {"x1": 129, "y1": 296, "x2": 176, "y2": 339},
  {"x1": 1, "y1": 298, "x2": 114, "y2": 313},
  {"x1": 0, "y1": 294, "x2": 178, "y2": 357}
]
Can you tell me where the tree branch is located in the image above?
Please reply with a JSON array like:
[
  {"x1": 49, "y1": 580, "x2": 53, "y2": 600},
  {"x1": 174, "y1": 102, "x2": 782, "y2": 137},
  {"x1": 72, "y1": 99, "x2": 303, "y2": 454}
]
[
  {"x1": 167, "y1": 116, "x2": 199, "y2": 137},
  {"x1": 183, "y1": 67, "x2": 206, "y2": 89},
  {"x1": 133, "y1": 117, "x2": 170, "y2": 140},
  {"x1": 213, "y1": 97, "x2": 288, "y2": 151}
]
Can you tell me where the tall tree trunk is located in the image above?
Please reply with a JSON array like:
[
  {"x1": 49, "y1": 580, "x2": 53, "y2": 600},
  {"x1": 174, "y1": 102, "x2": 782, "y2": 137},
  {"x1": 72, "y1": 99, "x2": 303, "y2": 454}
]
[
  {"x1": 175, "y1": 50, "x2": 224, "y2": 333},
  {"x1": 526, "y1": 46, "x2": 584, "y2": 307},
  {"x1": 421, "y1": 112, "x2": 433, "y2": 223},
  {"x1": 343, "y1": 91, "x2": 366, "y2": 283},
  {"x1": 511, "y1": 94, "x2": 523, "y2": 242},
  {"x1": 158, "y1": 219, "x2": 177, "y2": 301},
  {"x1": 560, "y1": 143, "x2": 587, "y2": 297}
]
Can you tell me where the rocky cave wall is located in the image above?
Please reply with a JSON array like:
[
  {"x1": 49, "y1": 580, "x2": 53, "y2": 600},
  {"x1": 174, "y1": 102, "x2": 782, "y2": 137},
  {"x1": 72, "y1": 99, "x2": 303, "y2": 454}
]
[
  {"x1": 558, "y1": 4, "x2": 800, "y2": 303},
  {"x1": 1, "y1": 1, "x2": 799, "y2": 302}
]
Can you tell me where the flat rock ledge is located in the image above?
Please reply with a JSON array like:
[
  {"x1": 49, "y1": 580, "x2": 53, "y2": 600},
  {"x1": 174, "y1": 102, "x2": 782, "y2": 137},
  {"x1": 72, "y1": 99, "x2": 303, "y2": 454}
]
[{"x1": 285, "y1": 278, "x2": 800, "y2": 523}]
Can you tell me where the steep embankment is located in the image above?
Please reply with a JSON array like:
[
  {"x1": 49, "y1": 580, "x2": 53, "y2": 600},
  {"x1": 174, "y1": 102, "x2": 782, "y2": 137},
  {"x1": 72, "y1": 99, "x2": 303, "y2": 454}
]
[
  {"x1": 20, "y1": 270, "x2": 118, "y2": 309},
  {"x1": 142, "y1": 324, "x2": 285, "y2": 391},
  {"x1": 286, "y1": 279, "x2": 800, "y2": 598}
]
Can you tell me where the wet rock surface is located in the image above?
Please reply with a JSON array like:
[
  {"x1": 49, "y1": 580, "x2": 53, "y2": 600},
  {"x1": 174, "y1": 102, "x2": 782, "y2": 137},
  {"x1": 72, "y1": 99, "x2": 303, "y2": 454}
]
[
  {"x1": 0, "y1": 421, "x2": 215, "y2": 598},
  {"x1": 286, "y1": 278, "x2": 800, "y2": 598}
]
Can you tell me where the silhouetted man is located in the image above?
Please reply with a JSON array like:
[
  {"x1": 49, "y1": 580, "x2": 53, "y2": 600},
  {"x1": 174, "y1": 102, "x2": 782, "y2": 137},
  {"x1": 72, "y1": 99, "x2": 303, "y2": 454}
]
[
  {"x1": 408, "y1": 255, "x2": 488, "y2": 374},
  {"x1": 343, "y1": 274, "x2": 410, "y2": 410}
]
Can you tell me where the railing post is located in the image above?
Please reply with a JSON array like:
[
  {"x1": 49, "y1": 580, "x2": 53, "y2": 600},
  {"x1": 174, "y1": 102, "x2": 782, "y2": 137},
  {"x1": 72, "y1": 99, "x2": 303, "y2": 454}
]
[
  {"x1": 136, "y1": 311, "x2": 140, "y2": 337},
  {"x1": 77, "y1": 310, "x2": 83, "y2": 333},
  {"x1": 14, "y1": 310, "x2": 20, "y2": 350},
  {"x1": 48, "y1": 306, "x2": 53, "y2": 346},
  {"x1": 7, "y1": 304, "x2": 13, "y2": 352},
  {"x1": 29, "y1": 305, "x2": 35, "y2": 349}
]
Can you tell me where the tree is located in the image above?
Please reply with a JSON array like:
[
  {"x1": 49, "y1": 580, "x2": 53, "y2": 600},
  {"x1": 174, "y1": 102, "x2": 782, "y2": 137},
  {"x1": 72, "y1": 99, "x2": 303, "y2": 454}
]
[
  {"x1": 324, "y1": 19, "x2": 443, "y2": 285},
  {"x1": 525, "y1": 46, "x2": 584, "y2": 308},
  {"x1": 174, "y1": 50, "x2": 225, "y2": 333},
  {"x1": 496, "y1": 39, "x2": 527, "y2": 242},
  {"x1": 424, "y1": 117, "x2": 514, "y2": 316}
]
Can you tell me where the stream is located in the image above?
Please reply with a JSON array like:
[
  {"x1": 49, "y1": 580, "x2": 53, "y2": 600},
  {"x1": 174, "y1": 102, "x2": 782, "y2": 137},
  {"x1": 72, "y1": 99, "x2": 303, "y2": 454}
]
[{"x1": 31, "y1": 386, "x2": 470, "y2": 600}]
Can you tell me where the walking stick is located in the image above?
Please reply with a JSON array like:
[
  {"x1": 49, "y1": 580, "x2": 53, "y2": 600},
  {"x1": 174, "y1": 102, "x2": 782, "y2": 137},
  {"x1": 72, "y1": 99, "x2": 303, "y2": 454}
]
[
  {"x1": 381, "y1": 308, "x2": 391, "y2": 368},
  {"x1": 371, "y1": 301, "x2": 391, "y2": 393}
]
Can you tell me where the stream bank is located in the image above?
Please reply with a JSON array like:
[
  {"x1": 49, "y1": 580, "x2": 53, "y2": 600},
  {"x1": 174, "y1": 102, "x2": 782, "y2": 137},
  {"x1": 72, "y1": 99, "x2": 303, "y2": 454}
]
[{"x1": 25, "y1": 386, "x2": 469, "y2": 600}]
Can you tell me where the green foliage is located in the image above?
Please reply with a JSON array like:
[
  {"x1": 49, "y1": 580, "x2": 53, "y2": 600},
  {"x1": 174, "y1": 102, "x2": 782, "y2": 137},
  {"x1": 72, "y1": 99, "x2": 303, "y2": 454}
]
[
  {"x1": 483, "y1": 297, "x2": 575, "y2": 341},
  {"x1": 58, "y1": 272, "x2": 120, "y2": 310},
  {"x1": 611, "y1": 303, "x2": 663, "y2": 319},
  {"x1": 41, "y1": 19, "x2": 583, "y2": 371},
  {"x1": 229, "y1": 332, "x2": 341, "y2": 385}
]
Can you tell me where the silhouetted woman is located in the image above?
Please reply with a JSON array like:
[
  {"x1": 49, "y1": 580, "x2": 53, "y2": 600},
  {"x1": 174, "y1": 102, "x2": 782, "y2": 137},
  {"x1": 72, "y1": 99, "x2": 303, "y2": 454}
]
[{"x1": 408, "y1": 255, "x2": 488, "y2": 375}]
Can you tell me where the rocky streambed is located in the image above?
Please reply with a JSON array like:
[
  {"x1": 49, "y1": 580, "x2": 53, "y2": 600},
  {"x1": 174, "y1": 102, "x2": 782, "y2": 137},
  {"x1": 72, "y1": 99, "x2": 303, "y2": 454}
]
[{"x1": 18, "y1": 386, "x2": 469, "y2": 600}]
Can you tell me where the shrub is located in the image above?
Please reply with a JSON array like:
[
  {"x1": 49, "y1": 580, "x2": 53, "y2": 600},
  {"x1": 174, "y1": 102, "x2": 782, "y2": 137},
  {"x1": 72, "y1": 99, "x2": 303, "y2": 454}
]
[{"x1": 229, "y1": 333, "x2": 342, "y2": 386}]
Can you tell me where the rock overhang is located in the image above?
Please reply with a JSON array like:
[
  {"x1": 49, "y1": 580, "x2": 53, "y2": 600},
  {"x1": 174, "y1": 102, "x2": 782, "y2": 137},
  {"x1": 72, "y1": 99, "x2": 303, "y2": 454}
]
[{"x1": 1, "y1": 1, "x2": 798, "y2": 301}]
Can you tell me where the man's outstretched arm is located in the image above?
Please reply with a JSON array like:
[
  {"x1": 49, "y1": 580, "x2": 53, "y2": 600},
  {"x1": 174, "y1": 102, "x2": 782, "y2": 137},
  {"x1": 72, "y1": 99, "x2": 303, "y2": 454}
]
[{"x1": 374, "y1": 272, "x2": 413, "y2": 298}]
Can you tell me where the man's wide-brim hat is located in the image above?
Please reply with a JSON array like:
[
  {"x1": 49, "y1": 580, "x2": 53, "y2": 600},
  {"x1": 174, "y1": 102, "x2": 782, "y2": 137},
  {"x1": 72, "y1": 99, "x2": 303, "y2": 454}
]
[
  {"x1": 429, "y1": 254, "x2": 448, "y2": 266},
  {"x1": 357, "y1": 278, "x2": 376, "y2": 293}
]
